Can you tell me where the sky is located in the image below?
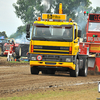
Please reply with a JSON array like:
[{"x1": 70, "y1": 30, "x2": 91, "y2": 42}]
[{"x1": 0, "y1": 0, "x2": 100, "y2": 37}]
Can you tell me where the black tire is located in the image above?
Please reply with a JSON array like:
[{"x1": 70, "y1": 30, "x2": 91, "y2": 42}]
[
  {"x1": 94, "y1": 66, "x2": 99, "y2": 75},
  {"x1": 79, "y1": 59, "x2": 88, "y2": 77},
  {"x1": 3, "y1": 45, "x2": 6, "y2": 52},
  {"x1": 70, "y1": 59, "x2": 79, "y2": 77},
  {"x1": 15, "y1": 45, "x2": 21, "y2": 58},
  {"x1": 48, "y1": 70, "x2": 55, "y2": 75},
  {"x1": 83, "y1": 34, "x2": 86, "y2": 42},
  {"x1": 42, "y1": 70, "x2": 48, "y2": 74},
  {"x1": 31, "y1": 66, "x2": 39, "y2": 75},
  {"x1": 0, "y1": 47, "x2": 2, "y2": 56},
  {"x1": 42, "y1": 70, "x2": 55, "y2": 75}
]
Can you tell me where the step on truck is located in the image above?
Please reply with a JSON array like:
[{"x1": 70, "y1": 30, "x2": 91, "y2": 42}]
[
  {"x1": 79, "y1": 12, "x2": 100, "y2": 74},
  {"x1": 26, "y1": 3, "x2": 88, "y2": 77}
]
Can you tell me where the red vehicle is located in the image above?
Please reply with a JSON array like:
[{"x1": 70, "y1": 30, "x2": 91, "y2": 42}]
[
  {"x1": 3, "y1": 39, "x2": 21, "y2": 59},
  {"x1": 79, "y1": 13, "x2": 100, "y2": 74}
]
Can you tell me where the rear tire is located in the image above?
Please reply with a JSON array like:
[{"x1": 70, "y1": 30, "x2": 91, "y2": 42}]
[
  {"x1": 15, "y1": 45, "x2": 21, "y2": 58},
  {"x1": 70, "y1": 59, "x2": 79, "y2": 77},
  {"x1": 0, "y1": 47, "x2": 2, "y2": 56},
  {"x1": 3, "y1": 45, "x2": 6, "y2": 52},
  {"x1": 31, "y1": 66, "x2": 39, "y2": 75},
  {"x1": 94, "y1": 66, "x2": 98, "y2": 75},
  {"x1": 79, "y1": 59, "x2": 88, "y2": 76},
  {"x1": 42, "y1": 70, "x2": 48, "y2": 74}
]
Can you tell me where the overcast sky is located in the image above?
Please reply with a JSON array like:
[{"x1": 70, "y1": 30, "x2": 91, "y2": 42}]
[{"x1": 0, "y1": 0, "x2": 100, "y2": 37}]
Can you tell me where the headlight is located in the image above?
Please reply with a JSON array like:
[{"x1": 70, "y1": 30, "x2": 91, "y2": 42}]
[
  {"x1": 66, "y1": 58, "x2": 71, "y2": 62},
  {"x1": 31, "y1": 57, "x2": 36, "y2": 60}
]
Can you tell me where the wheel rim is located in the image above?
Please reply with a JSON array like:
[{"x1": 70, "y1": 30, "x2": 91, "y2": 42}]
[
  {"x1": 76, "y1": 60, "x2": 79, "y2": 76},
  {"x1": 0, "y1": 47, "x2": 1, "y2": 54},
  {"x1": 85, "y1": 60, "x2": 88, "y2": 75},
  {"x1": 19, "y1": 48, "x2": 21, "y2": 56}
]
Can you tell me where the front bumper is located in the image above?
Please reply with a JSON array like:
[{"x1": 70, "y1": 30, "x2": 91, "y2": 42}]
[{"x1": 30, "y1": 61, "x2": 75, "y2": 70}]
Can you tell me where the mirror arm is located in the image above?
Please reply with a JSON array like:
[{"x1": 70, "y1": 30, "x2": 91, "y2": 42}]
[{"x1": 26, "y1": 38, "x2": 31, "y2": 41}]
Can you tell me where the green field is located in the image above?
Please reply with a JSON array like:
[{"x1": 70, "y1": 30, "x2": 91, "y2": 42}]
[
  {"x1": 0, "y1": 86, "x2": 100, "y2": 100},
  {"x1": 9, "y1": 61, "x2": 29, "y2": 63}
]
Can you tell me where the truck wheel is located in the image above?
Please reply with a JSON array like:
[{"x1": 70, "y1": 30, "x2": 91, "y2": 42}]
[
  {"x1": 70, "y1": 59, "x2": 79, "y2": 77},
  {"x1": 42, "y1": 70, "x2": 48, "y2": 74},
  {"x1": 79, "y1": 59, "x2": 88, "y2": 76},
  {"x1": 0, "y1": 47, "x2": 2, "y2": 56},
  {"x1": 31, "y1": 66, "x2": 39, "y2": 75},
  {"x1": 42, "y1": 70, "x2": 55, "y2": 75},
  {"x1": 3, "y1": 45, "x2": 6, "y2": 52},
  {"x1": 15, "y1": 45, "x2": 21, "y2": 58},
  {"x1": 47, "y1": 70, "x2": 55, "y2": 75},
  {"x1": 94, "y1": 66, "x2": 98, "y2": 75}
]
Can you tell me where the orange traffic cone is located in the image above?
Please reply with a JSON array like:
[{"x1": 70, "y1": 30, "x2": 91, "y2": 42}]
[{"x1": 15, "y1": 59, "x2": 16, "y2": 61}]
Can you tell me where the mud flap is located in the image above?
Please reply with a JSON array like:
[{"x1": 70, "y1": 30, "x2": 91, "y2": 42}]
[
  {"x1": 88, "y1": 57, "x2": 95, "y2": 68},
  {"x1": 88, "y1": 57, "x2": 100, "y2": 75},
  {"x1": 96, "y1": 57, "x2": 100, "y2": 72}
]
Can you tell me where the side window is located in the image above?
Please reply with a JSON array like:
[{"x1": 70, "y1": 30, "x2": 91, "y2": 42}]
[
  {"x1": 33, "y1": 26, "x2": 36, "y2": 36},
  {"x1": 74, "y1": 25, "x2": 76, "y2": 39}
]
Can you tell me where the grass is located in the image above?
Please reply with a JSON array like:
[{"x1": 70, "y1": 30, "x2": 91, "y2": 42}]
[
  {"x1": 0, "y1": 86, "x2": 100, "y2": 100},
  {"x1": 0, "y1": 56, "x2": 29, "y2": 63},
  {"x1": 9, "y1": 61, "x2": 29, "y2": 63}
]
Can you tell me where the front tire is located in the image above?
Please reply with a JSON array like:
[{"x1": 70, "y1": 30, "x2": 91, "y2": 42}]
[
  {"x1": 79, "y1": 59, "x2": 88, "y2": 76},
  {"x1": 94, "y1": 66, "x2": 99, "y2": 75},
  {"x1": 70, "y1": 59, "x2": 79, "y2": 77},
  {"x1": 31, "y1": 66, "x2": 39, "y2": 75}
]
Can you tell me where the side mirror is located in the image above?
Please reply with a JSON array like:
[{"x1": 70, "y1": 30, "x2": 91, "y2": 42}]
[
  {"x1": 26, "y1": 32, "x2": 30, "y2": 38},
  {"x1": 78, "y1": 30, "x2": 81, "y2": 37},
  {"x1": 26, "y1": 24, "x2": 30, "y2": 38},
  {"x1": 26, "y1": 24, "x2": 30, "y2": 32}
]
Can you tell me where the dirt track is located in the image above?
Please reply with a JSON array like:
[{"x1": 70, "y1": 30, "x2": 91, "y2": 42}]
[{"x1": 0, "y1": 57, "x2": 100, "y2": 98}]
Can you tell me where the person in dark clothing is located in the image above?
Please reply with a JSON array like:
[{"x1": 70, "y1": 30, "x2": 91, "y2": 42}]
[
  {"x1": 37, "y1": 28, "x2": 51, "y2": 36},
  {"x1": 63, "y1": 30, "x2": 71, "y2": 38}
]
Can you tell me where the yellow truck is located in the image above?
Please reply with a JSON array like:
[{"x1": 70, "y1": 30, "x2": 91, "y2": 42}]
[{"x1": 26, "y1": 3, "x2": 88, "y2": 77}]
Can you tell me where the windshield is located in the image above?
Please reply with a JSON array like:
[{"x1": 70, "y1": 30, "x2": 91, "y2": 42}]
[
  {"x1": 32, "y1": 25, "x2": 73, "y2": 41},
  {"x1": 88, "y1": 22, "x2": 100, "y2": 32}
]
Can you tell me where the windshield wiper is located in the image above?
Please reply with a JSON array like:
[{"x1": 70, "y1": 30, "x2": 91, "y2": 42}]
[
  {"x1": 60, "y1": 38, "x2": 72, "y2": 42},
  {"x1": 32, "y1": 36, "x2": 48, "y2": 40}
]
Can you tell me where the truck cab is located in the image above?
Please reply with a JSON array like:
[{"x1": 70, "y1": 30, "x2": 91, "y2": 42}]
[{"x1": 26, "y1": 3, "x2": 87, "y2": 77}]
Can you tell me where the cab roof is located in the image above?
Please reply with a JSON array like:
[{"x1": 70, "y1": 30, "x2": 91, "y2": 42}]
[{"x1": 34, "y1": 21, "x2": 77, "y2": 26}]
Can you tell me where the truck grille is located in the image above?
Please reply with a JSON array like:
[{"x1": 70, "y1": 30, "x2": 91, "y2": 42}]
[{"x1": 34, "y1": 45, "x2": 69, "y2": 54}]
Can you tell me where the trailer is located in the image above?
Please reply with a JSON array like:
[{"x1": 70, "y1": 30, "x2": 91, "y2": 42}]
[{"x1": 79, "y1": 13, "x2": 100, "y2": 74}]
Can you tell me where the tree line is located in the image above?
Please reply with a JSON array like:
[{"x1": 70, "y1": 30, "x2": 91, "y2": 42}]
[{"x1": 9, "y1": 0, "x2": 100, "y2": 38}]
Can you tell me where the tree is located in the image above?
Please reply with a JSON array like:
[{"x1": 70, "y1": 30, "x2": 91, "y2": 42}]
[
  {"x1": 13, "y1": 0, "x2": 44, "y2": 24},
  {"x1": 43, "y1": 0, "x2": 92, "y2": 36},
  {"x1": 92, "y1": 7, "x2": 100, "y2": 13},
  {"x1": 43, "y1": 0, "x2": 91, "y2": 19},
  {"x1": 9, "y1": 25, "x2": 26, "y2": 39},
  {"x1": 12, "y1": 0, "x2": 93, "y2": 38},
  {"x1": 13, "y1": 0, "x2": 91, "y2": 24},
  {"x1": 0, "y1": 31, "x2": 8, "y2": 38}
]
